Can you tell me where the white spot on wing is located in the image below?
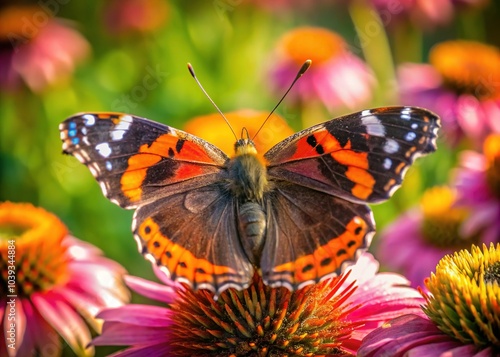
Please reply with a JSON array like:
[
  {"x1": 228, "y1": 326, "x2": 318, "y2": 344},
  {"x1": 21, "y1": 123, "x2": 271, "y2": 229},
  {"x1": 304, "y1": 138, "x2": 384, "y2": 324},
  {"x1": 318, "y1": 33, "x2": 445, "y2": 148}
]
[
  {"x1": 405, "y1": 132, "x2": 417, "y2": 141},
  {"x1": 362, "y1": 115, "x2": 385, "y2": 137},
  {"x1": 105, "y1": 161, "x2": 112, "y2": 171},
  {"x1": 111, "y1": 115, "x2": 133, "y2": 141},
  {"x1": 384, "y1": 138, "x2": 399, "y2": 154},
  {"x1": 82, "y1": 114, "x2": 95, "y2": 126},
  {"x1": 411, "y1": 123, "x2": 418, "y2": 129},
  {"x1": 383, "y1": 157, "x2": 392, "y2": 170},
  {"x1": 96, "y1": 142, "x2": 112, "y2": 158}
]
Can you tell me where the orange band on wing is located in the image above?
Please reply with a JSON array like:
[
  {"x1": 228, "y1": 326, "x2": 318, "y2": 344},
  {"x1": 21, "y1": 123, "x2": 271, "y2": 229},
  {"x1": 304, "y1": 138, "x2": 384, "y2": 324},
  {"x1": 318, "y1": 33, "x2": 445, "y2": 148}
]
[
  {"x1": 272, "y1": 216, "x2": 368, "y2": 284},
  {"x1": 138, "y1": 218, "x2": 237, "y2": 287},
  {"x1": 121, "y1": 153, "x2": 162, "y2": 202},
  {"x1": 121, "y1": 133, "x2": 219, "y2": 202}
]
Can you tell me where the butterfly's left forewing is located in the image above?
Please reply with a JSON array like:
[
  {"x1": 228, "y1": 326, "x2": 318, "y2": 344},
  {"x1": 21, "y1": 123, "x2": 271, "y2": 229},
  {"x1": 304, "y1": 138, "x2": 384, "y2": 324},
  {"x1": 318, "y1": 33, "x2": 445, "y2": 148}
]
[{"x1": 60, "y1": 113, "x2": 228, "y2": 208}]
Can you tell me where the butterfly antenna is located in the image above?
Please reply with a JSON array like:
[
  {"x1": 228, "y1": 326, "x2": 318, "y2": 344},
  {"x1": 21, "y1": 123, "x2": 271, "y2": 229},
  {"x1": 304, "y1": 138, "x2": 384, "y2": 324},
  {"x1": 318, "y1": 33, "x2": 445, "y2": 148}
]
[
  {"x1": 187, "y1": 63, "x2": 238, "y2": 140},
  {"x1": 252, "y1": 59, "x2": 312, "y2": 141}
]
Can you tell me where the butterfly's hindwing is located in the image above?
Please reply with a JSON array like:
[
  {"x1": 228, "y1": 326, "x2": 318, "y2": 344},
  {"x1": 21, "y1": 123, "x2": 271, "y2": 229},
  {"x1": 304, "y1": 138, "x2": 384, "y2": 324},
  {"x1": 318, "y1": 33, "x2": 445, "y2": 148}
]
[
  {"x1": 60, "y1": 113, "x2": 228, "y2": 208},
  {"x1": 133, "y1": 183, "x2": 254, "y2": 294},
  {"x1": 265, "y1": 107, "x2": 440, "y2": 204},
  {"x1": 261, "y1": 183, "x2": 375, "y2": 290}
]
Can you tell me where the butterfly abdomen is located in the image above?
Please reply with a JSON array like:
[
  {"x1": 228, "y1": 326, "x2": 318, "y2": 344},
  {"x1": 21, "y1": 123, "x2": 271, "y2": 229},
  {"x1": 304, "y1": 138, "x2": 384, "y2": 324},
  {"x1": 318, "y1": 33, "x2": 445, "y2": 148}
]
[{"x1": 237, "y1": 202, "x2": 266, "y2": 265}]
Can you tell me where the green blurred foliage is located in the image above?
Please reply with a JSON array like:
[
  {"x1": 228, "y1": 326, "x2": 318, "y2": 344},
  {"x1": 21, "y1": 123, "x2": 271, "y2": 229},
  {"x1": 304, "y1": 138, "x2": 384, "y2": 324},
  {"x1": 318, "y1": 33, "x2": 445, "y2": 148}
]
[{"x1": 1, "y1": 0, "x2": 499, "y2": 355}]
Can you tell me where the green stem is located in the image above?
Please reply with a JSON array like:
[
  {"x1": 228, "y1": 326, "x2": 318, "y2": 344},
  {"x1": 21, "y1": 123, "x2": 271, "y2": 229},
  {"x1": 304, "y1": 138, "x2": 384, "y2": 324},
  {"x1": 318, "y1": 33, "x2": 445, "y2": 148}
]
[
  {"x1": 349, "y1": 0, "x2": 397, "y2": 104},
  {"x1": 393, "y1": 21, "x2": 423, "y2": 64}
]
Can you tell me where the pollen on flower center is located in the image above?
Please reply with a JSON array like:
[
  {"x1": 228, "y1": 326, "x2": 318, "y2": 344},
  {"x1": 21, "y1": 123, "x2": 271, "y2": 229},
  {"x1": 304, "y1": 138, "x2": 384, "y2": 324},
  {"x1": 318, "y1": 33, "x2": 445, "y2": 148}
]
[
  {"x1": 430, "y1": 40, "x2": 500, "y2": 100},
  {"x1": 420, "y1": 186, "x2": 475, "y2": 248},
  {"x1": 0, "y1": 202, "x2": 70, "y2": 296},
  {"x1": 280, "y1": 27, "x2": 346, "y2": 65},
  {"x1": 423, "y1": 244, "x2": 500, "y2": 348}
]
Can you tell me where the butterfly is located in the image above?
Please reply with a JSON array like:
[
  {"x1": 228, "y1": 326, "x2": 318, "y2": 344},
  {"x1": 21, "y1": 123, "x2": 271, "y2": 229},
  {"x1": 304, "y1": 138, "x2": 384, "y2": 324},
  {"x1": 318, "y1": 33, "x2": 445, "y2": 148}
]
[{"x1": 60, "y1": 106, "x2": 439, "y2": 297}]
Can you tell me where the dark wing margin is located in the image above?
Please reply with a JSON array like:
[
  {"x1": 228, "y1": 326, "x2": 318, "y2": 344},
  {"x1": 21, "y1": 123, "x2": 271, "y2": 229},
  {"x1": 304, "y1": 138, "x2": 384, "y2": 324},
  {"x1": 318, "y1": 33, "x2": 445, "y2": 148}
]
[
  {"x1": 133, "y1": 183, "x2": 254, "y2": 297},
  {"x1": 260, "y1": 183, "x2": 375, "y2": 290},
  {"x1": 264, "y1": 106, "x2": 440, "y2": 204},
  {"x1": 59, "y1": 112, "x2": 229, "y2": 209}
]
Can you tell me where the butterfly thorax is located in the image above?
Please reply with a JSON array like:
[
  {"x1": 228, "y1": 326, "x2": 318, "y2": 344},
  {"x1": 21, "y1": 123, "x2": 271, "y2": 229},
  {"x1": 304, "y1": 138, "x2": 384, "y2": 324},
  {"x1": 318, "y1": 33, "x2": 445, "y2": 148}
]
[
  {"x1": 227, "y1": 138, "x2": 268, "y2": 265},
  {"x1": 227, "y1": 139, "x2": 269, "y2": 203}
]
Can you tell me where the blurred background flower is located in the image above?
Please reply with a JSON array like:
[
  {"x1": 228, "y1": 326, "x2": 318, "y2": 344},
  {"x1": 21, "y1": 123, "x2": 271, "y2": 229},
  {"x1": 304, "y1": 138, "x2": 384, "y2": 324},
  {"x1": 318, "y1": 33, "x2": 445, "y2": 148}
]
[
  {"x1": 270, "y1": 26, "x2": 376, "y2": 123},
  {"x1": 454, "y1": 134, "x2": 500, "y2": 242},
  {"x1": 0, "y1": 5, "x2": 89, "y2": 93},
  {"x1": 370, "y1": 0, "x2": 490, "y2": 29},
  {"x1": 398, "y1": 40, "x2": 500, "y2": 146},
  {"x1": 359, "y1": 243, "x2": 500, "y2": 356},
  {"x1": 94, "y1": 253, "x2": 424, "y2": 356},
  {"x1": 377, "y1": 186, "x2": 482, "y2": 289},
  {"x1": 0, "y1": 202, "x2": 129, "y2": 357},
  {"x1": 183, "y1": 109, "x2": 294, "y2": 155},
  {"x1": 103, "y1": 0, "x2": 169, "y2": 36}
]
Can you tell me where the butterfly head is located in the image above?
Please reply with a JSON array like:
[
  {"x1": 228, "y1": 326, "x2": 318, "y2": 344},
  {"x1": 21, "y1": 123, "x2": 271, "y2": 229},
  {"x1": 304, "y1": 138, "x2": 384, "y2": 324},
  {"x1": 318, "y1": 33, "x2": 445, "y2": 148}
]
[
  {"x1": 234, "y1": 127, "x2": 258, "y2": 156},
  {"x1": 234, "y1": 137, "x2": 257, "y2": 156}
]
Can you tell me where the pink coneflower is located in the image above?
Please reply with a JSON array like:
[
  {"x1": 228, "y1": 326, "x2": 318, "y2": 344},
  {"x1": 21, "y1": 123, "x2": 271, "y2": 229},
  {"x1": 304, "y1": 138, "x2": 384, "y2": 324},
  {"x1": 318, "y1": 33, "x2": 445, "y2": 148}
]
[
  {"x1": 454, "y1": 134, "x2": 500, "y2": 243},
  {"x1": 0, "y1": 202, "x2": 129, "y2": 357},
  {"x1": 377, "y1": 186, "x2": 482, "y2": 289},
  {"x1": 398, "y1": 40, "x2": 500, "y2": 146},
  {"x1": 103, "y1": 0, "x2": 169, "y2": 35},
  {"x1": 0, "y1": 5, "x2": 89, "y2": 92},
  {"x1": 94, "y1": 252, "x2": 424, "y2": 356},
  {"x1": 370, "y1": 0, "x2": 489, "y2": 29},
  {"x1": 359, "y1": 244, "x2": 500, "y2": 357},
  {"x1": 271, "y1": 27, "x2": 375, "y2": 114}
]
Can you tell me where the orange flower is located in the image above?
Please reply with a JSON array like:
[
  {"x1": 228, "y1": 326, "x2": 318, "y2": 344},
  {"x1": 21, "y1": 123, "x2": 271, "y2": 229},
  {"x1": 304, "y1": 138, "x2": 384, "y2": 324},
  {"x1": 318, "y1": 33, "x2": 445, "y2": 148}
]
[
  {"x1": 0, "y1": 202, "x2": 129, "y2": 356},
  {"x1": 183, "y1": 109, "x2": 295, "y2": 156}
]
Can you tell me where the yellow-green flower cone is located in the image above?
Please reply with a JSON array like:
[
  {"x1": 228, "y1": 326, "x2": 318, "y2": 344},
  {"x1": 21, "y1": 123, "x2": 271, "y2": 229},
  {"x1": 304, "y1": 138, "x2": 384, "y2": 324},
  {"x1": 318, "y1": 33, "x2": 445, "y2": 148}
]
[{"x1": 423, "y1": 243, "x2": 500, "y2": 348}]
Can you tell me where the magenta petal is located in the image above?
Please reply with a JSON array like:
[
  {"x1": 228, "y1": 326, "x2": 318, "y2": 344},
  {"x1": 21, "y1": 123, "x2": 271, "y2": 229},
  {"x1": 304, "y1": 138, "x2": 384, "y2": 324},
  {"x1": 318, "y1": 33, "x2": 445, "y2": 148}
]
[
  {"x1": 93, "y1": 322, "x2": 168, "y2": 346},
  {"x1": 21, "y1": 299, "x2": 62, "y2": 357},
  {"x1": 358, "y1": 314, "x2": 464, "y2": 357},
  {"x1": 108, "y1": 342, "x2": 173, "y2": 357},
  {"x1": 97, "y1": 305, "x2": 172, "y2": 327},
  {"x1": 124, "y1": 275, "x2": 177, "y2": 304},
  {"x1": 31, "y1": 292, "x2": 92, "y2": 355}
]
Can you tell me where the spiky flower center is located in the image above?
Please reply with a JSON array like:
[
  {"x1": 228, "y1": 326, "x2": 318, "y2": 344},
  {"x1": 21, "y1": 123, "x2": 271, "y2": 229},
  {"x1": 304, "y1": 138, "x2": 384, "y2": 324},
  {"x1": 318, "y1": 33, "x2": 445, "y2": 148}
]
[
  {"x1": 168, "y1": 273, "x2": 361, "y2": 356},
  {"x1": 484, "y1": 261, "x2": 500, "y2": 285},
  {"x1": 423, "y1": 243, "x2": 500, "y2": 349},
  {"x1": 280, "y1": 27, "x2": 346, "y2": 66},
  {"x1": 0, "y1": 202, "x2": 70, "y2": 296},
  {"x1": 420, "y1": 186, "x2": 477, "y2": 248},
  {"x1": 430, "y1": 40, "x2": 500, "y2": 100},
  {"x1": 484, "y1": 134, "x2": 500, "y2": 198}
]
